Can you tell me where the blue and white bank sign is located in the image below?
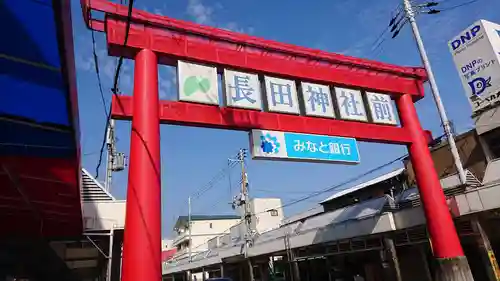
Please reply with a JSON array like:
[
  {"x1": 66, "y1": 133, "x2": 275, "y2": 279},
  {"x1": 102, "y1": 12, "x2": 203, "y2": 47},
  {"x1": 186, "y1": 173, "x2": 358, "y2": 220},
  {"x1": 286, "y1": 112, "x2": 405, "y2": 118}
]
[{"x1": 250, "y1": 129, "x2": 360, "y2": 164}]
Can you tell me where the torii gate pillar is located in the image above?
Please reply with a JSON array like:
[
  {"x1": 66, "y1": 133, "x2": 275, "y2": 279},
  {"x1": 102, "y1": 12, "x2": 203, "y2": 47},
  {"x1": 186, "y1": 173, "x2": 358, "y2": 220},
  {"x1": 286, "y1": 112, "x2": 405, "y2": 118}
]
[{"x1": 121, "y1": 49, "x2": 162, "y2": 281}]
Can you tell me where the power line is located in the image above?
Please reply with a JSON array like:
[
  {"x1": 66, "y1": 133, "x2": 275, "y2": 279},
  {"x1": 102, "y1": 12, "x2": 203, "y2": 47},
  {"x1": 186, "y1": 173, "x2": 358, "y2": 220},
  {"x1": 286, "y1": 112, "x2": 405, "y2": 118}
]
[
  {"x1": 435, "y1": 0, "x2": 481, "y2": 12},
  {"x1": 94, "y1": 0, "x2": 135, "y2": 179},
  {"x1": 253, "y1": 188, "x2": 325, "y2": 195},
  {"x1": 88, "y1": 3, "x2": 111, "y2": 179},
  {"x1": 185, "y1": 154, "x2": 408, "y2": 258},
  {"x1": 369, "y1": 4, "x2": 404, "y2": 54},
  {"x1": 250, "y1": 155, "x2": 407, "y2": 220},
  {"x1": 390, "y1": 0, "x2": 484, "y2": 40},
  {"x1": 192, "y1": 160, "x2": 239, "y2": 199},
  {"x1": 228, "y1": 159, "x2": 235, "y2": 200},
  {"x1": 111, "y1": 0, "x2": 135, "y2": 95},
  {"x1": 91, "y1": 30, "x2": 108, "y2": 118}
]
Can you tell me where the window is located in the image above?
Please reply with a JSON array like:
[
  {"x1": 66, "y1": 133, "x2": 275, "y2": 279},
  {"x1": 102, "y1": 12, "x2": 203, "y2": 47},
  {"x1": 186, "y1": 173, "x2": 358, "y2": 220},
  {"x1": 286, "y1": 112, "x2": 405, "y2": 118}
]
[
  {"x1": 209, "y1": 223, "x2": 213, "y2": 228},
  {"x1": 268, "y1": 209, "x2": 279, "y2": 216}
]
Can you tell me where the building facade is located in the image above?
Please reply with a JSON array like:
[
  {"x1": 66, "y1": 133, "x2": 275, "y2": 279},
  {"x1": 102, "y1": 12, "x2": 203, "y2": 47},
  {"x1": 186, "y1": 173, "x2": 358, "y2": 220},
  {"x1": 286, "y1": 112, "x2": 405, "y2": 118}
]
[
  {"x1": 172, "y1": 215, "x2": 241, "y2": 261},
  {"x1": 404, "y1": 129, "x2": 490, "y2": 184},
  {"x1": 163, "y1": 126, "x2": 500, "y2": 281}
]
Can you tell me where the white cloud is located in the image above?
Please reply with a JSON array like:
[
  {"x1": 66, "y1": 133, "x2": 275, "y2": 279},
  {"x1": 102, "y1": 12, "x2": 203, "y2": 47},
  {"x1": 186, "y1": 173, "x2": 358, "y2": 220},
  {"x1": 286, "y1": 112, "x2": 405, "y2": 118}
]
[
  {"x1": 221, "y1": 22, "x2": 254, "y2": 34},
  {"x1": 187, "y1": 0, "x2": 214, "y2": 24},
  {"x1": 184, "y1": 0, "x2": 254, "y2": 35}
]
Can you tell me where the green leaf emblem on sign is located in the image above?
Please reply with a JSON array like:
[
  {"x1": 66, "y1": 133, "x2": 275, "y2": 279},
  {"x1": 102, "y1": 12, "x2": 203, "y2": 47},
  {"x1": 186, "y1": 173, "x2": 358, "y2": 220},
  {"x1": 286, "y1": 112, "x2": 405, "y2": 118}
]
[{"x1": 184, "y1": 76, "x2": 211, "y2": 96}]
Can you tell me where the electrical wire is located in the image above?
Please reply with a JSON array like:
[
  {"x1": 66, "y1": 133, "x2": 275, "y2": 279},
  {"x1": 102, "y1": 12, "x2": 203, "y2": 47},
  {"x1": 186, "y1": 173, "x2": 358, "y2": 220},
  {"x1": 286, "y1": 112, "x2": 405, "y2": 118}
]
[
  {"x1": 192, "y1": 160, "x2": 239, "y2": 199},
  {"x1": 253, "y1": 188, "x2": 324, "y2": 195},
  {"x1": 369, "y1": 4, "x2": 405, "y2": 56},
  {"x1": 111, "y1": 0, "x2": 135, "y2": 95},
  {"x1": 227, "y1": 159, "x2": 234, "y2": 200},
  {"x1": 187, "y1": 154, "x2": 406, "y2": 254},
  {"x1": 181, "y1": 154, "x2": 411, "y2": 258},
  {"x1": 436, "y1": 0, "x2": 481, "y2": 12},
  {"x1": 91, "y1": 30, "x2": 108, "y2": 118},
  {"x1": 94, "y1": 0, "x2": 135, "y2": 179},
  {"x1": 250, "y1": 154, "x2": 408, "y2": 220},
  {"x1": 170, "y1": 153, "x2": 242, "y2": 226}
]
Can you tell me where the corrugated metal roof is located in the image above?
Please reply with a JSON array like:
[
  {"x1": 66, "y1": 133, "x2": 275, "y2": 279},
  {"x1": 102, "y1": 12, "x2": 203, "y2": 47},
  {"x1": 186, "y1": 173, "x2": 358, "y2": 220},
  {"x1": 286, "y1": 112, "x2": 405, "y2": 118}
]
[
  {"x1": 320, "y1": 168, "x2": 405, "y2": 204},
  {"x1": 164, "y1": 196, "x2": 392, "y2": 274},
  {"x1": 281, "y1": 205, "x2": 324, "y2": 225}
]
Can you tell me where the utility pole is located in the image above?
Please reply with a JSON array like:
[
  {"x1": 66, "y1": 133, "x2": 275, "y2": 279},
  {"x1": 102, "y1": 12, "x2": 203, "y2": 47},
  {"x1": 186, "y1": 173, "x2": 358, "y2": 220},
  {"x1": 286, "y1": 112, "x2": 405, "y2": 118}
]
[
  {"x1": 188, "y1": 196, "x2": 192, "y2": 263},
  {"x1": 105, "y1": 119, "x2": 116, "y2": 191},
  {"x1": 402, "y1": 0, "x2": 467, "y2": 185},
  {"x1": 234, "y1": 149, "x2": 254, "y2": 281},
  {"x1": 238, "y1": 149, "x2": 252, "y2": 257},
  {"x1": 105, "y1": 119, "x2": 126, "y2": 192}
]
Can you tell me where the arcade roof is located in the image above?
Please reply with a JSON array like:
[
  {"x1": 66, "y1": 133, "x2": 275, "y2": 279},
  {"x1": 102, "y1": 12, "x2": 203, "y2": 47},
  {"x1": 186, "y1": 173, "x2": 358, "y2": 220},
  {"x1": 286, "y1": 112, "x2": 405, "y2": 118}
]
[{"x1": 0, "y1": 0, "x2": 82, "y2": 236}]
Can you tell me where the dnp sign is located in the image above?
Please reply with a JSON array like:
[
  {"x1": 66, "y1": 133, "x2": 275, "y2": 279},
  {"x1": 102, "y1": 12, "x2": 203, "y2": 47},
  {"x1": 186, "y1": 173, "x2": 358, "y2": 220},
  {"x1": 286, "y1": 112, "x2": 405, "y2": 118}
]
[
  {"x1": 450, "y1": 24, "x2": 482, "y2": 51},
  {"x1": 449, "y1": 20, "x2": 500, "y2": 113}
]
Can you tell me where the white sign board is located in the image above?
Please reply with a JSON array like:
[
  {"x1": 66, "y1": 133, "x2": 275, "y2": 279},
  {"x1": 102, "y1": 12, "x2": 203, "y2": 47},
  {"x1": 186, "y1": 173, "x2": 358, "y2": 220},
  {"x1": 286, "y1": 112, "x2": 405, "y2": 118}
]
[
  {"x1": 449, "y1": 19, "x2": 500, "y2": 113},
  {"x1": 223, "y1": 69, "x2": 262, "y2": 110},
  {"x1": 264, "y1": 76, "x2": 300, "y2": 114},
  {"x1": 366, "y1": 92, "x2": 398, "y2": 125},
  {"x1": 301, "y1": 82, "x2": 335, "y2": 118},
  {"x1": 177, "y1": 61, "x2": 219, "y2": 105},
  {"x1": 333, "y1": 87, "x2": 368, "y2": 122}
]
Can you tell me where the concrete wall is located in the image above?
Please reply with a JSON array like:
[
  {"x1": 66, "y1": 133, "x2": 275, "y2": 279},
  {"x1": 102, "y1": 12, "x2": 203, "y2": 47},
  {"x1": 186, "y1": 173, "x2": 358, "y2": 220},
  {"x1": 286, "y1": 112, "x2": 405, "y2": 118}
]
[
  {"x1": 172, "y1": 218, "x2": 240, "y2": 260},
  {"x1": 474, "y1": 106, "x2": 500, "y2": 135},
  {"x1": 250, "y1": 198, "x2": 283, "y2": 234},
  {"x1": 405, "y1": 130, "x2": 488, "y2": 183},
  {"x1": 191, "y1": 219, "x2": 240, "y2": 236},
  {"x1": 162, "y1": 239, "x2": 174, "y2": 250},
  {"x1": 82, "y1": 200, "x2": 126, "y2": 230}
]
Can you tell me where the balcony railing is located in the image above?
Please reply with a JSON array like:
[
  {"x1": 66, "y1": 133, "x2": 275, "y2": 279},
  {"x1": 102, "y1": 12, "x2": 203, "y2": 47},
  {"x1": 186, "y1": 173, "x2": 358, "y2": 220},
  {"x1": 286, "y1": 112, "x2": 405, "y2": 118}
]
[{"x1": 172, "y1": 232, "x2": 190, "y2": 246}]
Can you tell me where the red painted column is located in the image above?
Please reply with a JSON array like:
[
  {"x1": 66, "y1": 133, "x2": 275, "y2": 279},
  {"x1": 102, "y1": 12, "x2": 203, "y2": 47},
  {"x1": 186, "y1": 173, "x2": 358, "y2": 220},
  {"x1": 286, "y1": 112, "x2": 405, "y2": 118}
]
[
  {"x1": 397, "y1": 93, "x2": 463, "y2": 259},
  {"x1": 121, "y1": 49, "x2": 161, "y2": 281}
]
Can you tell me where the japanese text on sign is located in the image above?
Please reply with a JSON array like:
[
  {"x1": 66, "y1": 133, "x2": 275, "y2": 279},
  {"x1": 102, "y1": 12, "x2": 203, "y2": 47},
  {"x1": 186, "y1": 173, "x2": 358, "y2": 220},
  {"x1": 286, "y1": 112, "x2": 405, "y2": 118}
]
[{"x1": 250, "y1": 129, "x2": 360, "y2": 164}]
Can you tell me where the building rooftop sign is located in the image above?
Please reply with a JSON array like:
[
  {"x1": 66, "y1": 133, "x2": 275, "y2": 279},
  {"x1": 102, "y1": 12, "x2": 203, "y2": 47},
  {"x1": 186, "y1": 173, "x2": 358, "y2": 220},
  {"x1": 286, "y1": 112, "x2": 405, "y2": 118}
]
[{"x1": 449, "y1": 19, "x2": 500, "y2": 114}]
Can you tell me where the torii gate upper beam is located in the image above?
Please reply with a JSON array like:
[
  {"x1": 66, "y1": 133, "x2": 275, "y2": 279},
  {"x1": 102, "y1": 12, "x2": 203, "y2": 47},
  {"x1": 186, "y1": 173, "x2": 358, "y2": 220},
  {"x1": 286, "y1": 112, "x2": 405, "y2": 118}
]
[{"x1": 81, "y1": 0, "x2": 427, "y2": 98}]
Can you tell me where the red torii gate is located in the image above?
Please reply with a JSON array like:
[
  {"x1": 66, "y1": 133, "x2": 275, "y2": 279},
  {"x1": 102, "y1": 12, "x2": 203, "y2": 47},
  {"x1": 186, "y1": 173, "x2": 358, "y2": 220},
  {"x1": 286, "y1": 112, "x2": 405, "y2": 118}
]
[{"x1": 81, "y1": 1, "x2": 470, "y2": 280}]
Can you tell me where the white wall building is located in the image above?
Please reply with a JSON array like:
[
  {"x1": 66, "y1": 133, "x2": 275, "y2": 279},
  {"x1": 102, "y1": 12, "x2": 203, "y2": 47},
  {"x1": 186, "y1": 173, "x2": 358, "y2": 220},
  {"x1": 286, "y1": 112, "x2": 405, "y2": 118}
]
[
  {"x1": 172, "y1": 215, "x2": 241, "y2": 261},
  {"x1": 249, "y1": 198, "x2": 283, "y2": 234},
  {"x1": 162, "y1": 239, "x2": 174, "y2": 251},
  {"x1": 172, "y1": 198, "x2": 284, "y2": 262}
]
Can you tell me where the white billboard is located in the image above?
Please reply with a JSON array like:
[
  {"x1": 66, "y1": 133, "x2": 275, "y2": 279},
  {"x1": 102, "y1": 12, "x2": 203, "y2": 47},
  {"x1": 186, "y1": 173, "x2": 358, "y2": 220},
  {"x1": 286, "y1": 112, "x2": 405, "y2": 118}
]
[{"x1": 449, "y1": 19, "x2": 500, "y2": 114}]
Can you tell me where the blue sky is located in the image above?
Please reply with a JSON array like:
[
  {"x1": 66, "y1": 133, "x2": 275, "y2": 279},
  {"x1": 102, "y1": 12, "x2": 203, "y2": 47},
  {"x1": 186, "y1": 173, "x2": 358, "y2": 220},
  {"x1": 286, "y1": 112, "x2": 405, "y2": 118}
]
[{"x1": 71, "y1": 0, "x2": 500, "y2": 237}]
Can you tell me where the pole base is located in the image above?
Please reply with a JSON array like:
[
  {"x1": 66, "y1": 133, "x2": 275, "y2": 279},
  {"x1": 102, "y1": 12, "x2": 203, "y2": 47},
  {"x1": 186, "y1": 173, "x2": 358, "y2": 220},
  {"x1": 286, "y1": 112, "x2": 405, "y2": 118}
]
[{"x1": 435, "y1": 256, "x2": 474, "y2": 281}]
